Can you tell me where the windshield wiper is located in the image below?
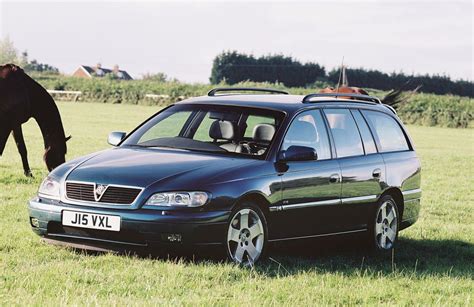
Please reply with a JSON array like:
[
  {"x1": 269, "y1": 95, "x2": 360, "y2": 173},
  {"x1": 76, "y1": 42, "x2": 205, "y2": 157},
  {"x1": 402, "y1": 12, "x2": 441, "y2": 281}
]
[{"x1": 128, "y1": 144, "x2": 191, "y2": 151}]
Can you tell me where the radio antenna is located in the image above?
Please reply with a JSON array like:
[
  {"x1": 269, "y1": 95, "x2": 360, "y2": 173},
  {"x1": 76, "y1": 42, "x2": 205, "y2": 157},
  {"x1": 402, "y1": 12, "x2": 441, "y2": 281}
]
[{"x1": 335, "y1": 56, "x2": 345, "y2": 94}]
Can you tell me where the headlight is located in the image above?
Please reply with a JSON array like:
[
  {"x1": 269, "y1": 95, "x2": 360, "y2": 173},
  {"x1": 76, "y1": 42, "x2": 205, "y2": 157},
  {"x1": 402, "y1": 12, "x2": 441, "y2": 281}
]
[
  {"x1": 38, "y1": 176, "x2": 61, "y2": 200},
  {"x1": 145, "y1": 192, "x2": 209, "y2": 207}
]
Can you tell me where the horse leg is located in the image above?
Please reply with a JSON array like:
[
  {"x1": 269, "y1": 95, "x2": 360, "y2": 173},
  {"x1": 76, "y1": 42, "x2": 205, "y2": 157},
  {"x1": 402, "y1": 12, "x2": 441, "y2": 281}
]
[
  {"x1": 0, "y1": 128, "x2": 10, "y2": 157},
  {"x1": 12, "y1": 126, "x2": 33, "y2": 177}
]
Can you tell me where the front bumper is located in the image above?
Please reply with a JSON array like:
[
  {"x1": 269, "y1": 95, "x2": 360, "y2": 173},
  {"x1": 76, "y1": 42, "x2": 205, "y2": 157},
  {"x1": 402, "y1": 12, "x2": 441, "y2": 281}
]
[{"x1": 28, "y1": 197, "x2": 230, "y2": 251}]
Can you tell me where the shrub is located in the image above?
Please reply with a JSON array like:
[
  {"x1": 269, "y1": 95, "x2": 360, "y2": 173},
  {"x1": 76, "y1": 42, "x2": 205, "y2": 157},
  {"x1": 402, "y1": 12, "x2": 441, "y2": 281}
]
[
  {"x1": 396, "y1": 94, "x2": 473, "y2": 128},
  {"x1": 31, "y1": 74, "x2": 473, "y2": 128}
]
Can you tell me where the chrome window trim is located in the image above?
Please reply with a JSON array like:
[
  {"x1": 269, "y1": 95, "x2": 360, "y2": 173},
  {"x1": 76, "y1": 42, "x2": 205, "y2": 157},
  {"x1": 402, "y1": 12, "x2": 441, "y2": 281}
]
[{"x1": 62, "y1": 180, "x2": 145, "y2": 207}]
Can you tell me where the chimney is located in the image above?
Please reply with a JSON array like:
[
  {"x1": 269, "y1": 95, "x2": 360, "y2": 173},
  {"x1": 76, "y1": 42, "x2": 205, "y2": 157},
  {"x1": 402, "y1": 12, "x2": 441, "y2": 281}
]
[
  {"x1": 95, "y1": 63, "x2": 102, "y2": 71},
  {"x1": 113, "y1": 64, "x2": 120, "y2": 74}
]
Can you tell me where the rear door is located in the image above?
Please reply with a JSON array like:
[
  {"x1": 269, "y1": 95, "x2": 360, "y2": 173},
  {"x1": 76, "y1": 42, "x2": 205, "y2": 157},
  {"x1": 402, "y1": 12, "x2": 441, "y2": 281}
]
[
  {"x1": 361, "y1": 110, "x2": 422, "y2": 224},
  {"x1": 323, "y1": 108, "x2": 385, "y2": 231}
]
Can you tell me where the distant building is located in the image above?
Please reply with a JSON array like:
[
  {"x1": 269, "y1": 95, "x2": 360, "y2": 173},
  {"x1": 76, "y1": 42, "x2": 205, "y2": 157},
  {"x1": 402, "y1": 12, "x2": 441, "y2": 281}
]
[{"x1": 72, "y1": 63, "x2": 133, "y2": 80}]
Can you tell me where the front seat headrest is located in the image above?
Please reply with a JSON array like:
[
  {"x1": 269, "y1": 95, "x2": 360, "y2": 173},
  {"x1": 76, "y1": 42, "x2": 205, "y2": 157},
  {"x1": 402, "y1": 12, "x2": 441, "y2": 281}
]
[
  {"x1": 209, "y1": 120, "x2": 235, "y2": 140},
  {"x1": 253, "y1": 124, "x2": 275, "y2": 143}
]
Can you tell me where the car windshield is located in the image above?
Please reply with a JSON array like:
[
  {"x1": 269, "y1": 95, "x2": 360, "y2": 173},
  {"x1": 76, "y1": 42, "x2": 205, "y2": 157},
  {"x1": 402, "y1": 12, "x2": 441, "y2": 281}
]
[{"x1": 122, "y1": 104, "x2": 285, "y2": 158}]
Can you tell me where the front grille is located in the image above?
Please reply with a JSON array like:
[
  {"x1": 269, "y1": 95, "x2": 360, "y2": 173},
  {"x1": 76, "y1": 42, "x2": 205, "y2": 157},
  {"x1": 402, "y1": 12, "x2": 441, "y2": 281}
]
[
  {"x1": 65, "y1": 182, "x2": 141, "y2": 205},
  {"x1": 100, "y1": 186, "x2": 141, "y2": 204},
  {"x1": 66, "y1": 182, "x2": 95, "y2": 202}
]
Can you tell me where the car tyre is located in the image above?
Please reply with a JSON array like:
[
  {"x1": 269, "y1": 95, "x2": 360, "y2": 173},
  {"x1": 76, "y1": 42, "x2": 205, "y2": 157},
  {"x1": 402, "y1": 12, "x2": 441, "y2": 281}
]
[
  {"x1": 226, "y1": 202, "x2": 268, "y2": 266},
  {"x1": 369, "y1": 195, "x2": 400, "y2": 252}
]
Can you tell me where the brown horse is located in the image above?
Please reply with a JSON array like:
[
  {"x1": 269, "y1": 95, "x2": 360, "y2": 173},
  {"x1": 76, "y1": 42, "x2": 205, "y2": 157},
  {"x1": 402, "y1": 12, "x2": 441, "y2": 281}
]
[
  {"x1": 0, "y1": 64, "x2": 70, "y2": 177},
  {"x1": 319, "y1": 85, "x2": 369, "y2": 96},
  {"x1": 319, "y1": 66, "x2": 418, "y2": 106}
]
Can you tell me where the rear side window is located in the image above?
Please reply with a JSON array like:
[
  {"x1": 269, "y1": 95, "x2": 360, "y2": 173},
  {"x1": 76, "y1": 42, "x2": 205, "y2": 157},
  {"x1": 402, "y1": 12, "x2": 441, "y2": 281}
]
[
  {"x1": 351, "y1": 110, "x2": 377, "y2": 154},
  {"x1": 362, "y1": 110, "x2": 409, "y2": 152},
  {"x1": 324, "y1": 109, "x2": 364, "y2": 158}
]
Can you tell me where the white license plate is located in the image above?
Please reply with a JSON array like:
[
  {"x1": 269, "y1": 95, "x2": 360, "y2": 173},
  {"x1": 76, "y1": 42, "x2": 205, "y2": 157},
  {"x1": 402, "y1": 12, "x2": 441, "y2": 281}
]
[{"x1": 62, "y1": 210, "x2": 121, "y2": 232}]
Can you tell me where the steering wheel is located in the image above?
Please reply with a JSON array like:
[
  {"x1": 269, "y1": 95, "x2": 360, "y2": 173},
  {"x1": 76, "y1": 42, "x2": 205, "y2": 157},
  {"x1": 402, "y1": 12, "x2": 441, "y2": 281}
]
[{"x1": 238, "y1": 141, "x2": 262, "y2": 155}]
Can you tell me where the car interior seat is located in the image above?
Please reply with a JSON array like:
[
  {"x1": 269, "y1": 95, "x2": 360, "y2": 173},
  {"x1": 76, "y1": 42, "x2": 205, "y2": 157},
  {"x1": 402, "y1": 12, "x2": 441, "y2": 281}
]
[{"x1": 209, "y1": 120, "x2": 239, "y2": 152}]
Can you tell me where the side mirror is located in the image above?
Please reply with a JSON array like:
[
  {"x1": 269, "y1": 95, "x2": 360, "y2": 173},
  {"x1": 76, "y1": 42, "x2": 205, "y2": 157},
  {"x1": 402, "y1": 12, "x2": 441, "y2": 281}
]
[
  {"x1": 278, "y1": 146, "x2": 317, "y2": 162},
  {"x1": 108, "y1": 131, "x2": 126, "y2": 146}
]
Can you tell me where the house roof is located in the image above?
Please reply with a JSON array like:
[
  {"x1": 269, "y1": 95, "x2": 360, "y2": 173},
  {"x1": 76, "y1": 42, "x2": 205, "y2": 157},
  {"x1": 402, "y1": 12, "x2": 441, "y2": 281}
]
[{"x1": 80, "y1": 65, "x2": 133, "y2": 80}]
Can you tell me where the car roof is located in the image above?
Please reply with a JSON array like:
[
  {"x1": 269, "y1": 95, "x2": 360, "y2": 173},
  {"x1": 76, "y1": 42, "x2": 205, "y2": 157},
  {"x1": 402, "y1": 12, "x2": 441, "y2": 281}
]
[{"x1": 177, "y1": 94, "x2": 394, "y2": 115}]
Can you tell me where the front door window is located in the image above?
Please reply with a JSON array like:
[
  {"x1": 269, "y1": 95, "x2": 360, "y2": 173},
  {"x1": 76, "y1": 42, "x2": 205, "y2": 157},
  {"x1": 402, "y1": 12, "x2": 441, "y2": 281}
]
[{"x1": 282, "y1": 109, "x2": 331, "y2": 160}]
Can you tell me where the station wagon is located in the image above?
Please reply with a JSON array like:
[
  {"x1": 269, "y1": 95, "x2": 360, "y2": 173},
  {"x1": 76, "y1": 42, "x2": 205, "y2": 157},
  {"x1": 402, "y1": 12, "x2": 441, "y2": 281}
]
[{"x1": 29, "y1": 88, "x2": 421, "y2": 265}]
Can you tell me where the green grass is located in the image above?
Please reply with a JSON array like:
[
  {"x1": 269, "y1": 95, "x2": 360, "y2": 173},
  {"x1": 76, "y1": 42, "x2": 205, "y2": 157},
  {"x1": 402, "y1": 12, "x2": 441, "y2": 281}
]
[{"x1": 0, "y1": 101, "x2": 473, "y2": 305}]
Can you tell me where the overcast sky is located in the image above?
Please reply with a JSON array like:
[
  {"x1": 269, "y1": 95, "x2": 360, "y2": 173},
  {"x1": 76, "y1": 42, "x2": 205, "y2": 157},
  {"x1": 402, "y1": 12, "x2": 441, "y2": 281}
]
[{"x1": 1, "y1": 0, "x2": 472, "y2": 82}]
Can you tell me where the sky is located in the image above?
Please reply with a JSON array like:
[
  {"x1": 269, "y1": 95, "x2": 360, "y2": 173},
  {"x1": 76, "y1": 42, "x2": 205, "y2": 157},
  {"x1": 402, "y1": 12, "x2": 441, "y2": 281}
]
[{"x1": 0, "y1": 0, "x2": 472, "y2": 82}]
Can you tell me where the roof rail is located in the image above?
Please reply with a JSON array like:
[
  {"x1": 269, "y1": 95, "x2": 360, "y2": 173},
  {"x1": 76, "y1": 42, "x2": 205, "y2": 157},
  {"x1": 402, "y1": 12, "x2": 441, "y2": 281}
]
[
  {"x1": 208, "y1": 87, "x2": 289, "y2": 96},
  {"x1": 302, "y1": 93, "x2": 382, "y2": 104}
]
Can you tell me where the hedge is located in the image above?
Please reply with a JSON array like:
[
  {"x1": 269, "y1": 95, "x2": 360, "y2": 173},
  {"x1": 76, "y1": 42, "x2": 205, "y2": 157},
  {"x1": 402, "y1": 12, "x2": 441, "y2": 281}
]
[{"x1": 32, "y1": 73, "x2": 473, "y2": 128}]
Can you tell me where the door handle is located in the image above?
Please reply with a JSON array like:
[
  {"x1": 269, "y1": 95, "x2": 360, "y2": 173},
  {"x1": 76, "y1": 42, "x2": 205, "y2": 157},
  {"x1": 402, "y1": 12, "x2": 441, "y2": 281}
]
[
  {"x1": 372, "y1": 168, "x2": 382, "y2": 178},
  {"x1": 329, "y1": 174, "x2": 340, "y2": 183}
]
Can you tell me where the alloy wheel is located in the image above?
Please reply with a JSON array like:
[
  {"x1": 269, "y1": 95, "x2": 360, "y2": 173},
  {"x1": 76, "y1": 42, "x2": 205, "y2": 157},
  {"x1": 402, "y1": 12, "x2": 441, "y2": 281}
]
[
  {"x1": 375, "y1": 200, "x2": 398, "y2": 249},
  {"x1": 227, "y1": 208, "x2": 265, "y2": 265}
]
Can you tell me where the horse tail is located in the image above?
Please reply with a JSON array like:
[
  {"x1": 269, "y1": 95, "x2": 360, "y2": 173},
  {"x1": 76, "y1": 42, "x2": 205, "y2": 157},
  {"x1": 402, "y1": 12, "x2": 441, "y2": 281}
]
[{"x1": 382, "y1": 81, "x2": 421, "y2": 108}]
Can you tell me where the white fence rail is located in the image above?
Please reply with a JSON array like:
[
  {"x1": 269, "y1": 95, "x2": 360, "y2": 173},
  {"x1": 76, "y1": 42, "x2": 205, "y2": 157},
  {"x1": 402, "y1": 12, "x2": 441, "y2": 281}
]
[
  {"x1": 145, "y1": 94, "x2": 186, "y2": 100},
  {"x1": 47, "y1": 91, "x2": 185, "y2": 103},
  {"x1": 47, "y1": 90, "x2": 82, "y2": 101}
]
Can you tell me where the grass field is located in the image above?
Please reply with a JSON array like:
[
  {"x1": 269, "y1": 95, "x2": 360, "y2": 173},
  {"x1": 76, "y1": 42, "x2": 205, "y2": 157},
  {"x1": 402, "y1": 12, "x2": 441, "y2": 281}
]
[{"x1": 0, "y1": 101, "x2": 473, "y2": 305}]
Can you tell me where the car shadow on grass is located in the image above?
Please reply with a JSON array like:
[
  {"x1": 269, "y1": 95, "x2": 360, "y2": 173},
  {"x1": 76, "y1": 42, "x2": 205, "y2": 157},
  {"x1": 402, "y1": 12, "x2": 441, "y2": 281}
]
[
  {"x1": 66, "y1": 233, "x2": 473, "y2": 279},
  {"x1": 257, "y1": 235, "x2": 474, "y2": 278}
]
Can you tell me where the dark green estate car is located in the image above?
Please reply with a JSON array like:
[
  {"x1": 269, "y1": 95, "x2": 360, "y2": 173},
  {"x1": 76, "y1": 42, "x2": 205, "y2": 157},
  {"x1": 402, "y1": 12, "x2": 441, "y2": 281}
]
[{"x1": 29, "y1": 88, "x2": 421, "y2": 265}]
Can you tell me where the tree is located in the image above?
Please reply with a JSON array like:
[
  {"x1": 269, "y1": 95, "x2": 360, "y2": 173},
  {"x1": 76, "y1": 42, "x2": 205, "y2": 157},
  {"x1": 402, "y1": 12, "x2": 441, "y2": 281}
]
[
  {"x1": 0, "y1": 36, "x2": 19, "y2": 64},
  {"x1": 210, "y1": 51, "x2": 326, "y2": 87},
  {"x1": 0, "y1": 38, "x2": 58, "y2": 73}
]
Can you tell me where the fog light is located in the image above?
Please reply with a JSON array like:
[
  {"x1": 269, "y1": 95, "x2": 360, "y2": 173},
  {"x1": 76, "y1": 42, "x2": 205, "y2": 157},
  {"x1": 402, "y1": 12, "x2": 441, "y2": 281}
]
[
  {"x1": 166, "y1": 234, "x2": 182, "y2": 242},
  {"x1": 31, "y1": 218, "x2": 40, "y2": 228}
]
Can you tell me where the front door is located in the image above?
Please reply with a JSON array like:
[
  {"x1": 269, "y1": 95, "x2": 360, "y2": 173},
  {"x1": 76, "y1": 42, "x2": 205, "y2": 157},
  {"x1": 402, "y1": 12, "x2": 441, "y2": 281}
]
[{"x1": 273, "y1": 109, "x2": 341, "y2": 239}]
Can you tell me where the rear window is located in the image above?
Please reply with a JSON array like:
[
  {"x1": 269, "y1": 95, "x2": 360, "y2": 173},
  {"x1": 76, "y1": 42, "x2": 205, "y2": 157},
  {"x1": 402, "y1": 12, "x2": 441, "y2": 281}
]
[{"x1": 362, "y1": 110, "x2": 409, "y2": 153}]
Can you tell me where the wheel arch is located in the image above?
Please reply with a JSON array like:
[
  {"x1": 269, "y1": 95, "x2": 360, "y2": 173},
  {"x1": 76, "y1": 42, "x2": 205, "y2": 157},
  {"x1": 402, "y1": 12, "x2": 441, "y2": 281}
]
[
  {"x1": 233, "y1": 192, "x2": 272, "y2": 215},
  {"x1": 380, "y1": 187, "x2": 404, "y2": 220}
]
